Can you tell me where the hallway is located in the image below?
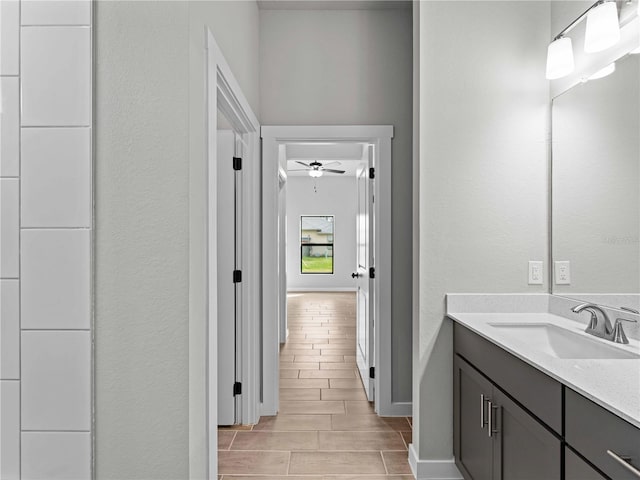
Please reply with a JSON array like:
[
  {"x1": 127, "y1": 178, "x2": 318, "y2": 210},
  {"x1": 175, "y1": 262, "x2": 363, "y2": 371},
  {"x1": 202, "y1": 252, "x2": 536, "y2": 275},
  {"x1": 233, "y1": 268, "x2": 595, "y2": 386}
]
[{"x1": 218, "y1": 292, "x2": 413, "y2": 478}]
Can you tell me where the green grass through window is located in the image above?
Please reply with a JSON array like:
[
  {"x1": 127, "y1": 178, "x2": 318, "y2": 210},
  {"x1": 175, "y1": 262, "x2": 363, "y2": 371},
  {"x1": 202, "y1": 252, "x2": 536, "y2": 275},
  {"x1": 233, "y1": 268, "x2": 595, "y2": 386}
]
[{"x1": 301, "y1": 256, "x2": 333, "y2": 274}]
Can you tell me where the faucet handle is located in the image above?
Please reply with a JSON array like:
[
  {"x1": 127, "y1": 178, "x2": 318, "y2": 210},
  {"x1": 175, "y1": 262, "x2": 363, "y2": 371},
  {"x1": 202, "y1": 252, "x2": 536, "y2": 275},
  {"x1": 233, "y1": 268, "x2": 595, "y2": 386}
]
[{"x1": 612, "y1": 318, "x2": 638, "y2": 344}]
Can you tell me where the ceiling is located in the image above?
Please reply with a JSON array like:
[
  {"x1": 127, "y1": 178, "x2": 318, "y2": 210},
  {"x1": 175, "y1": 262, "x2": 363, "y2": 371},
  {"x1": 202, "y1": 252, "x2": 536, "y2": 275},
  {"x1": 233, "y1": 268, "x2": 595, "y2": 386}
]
[
  {"x1": 285, "y1": 143, "x2": 367, "y2": 177},
  {"x1": 258, "y1": 0, "x2": 411, "y2": 10}
]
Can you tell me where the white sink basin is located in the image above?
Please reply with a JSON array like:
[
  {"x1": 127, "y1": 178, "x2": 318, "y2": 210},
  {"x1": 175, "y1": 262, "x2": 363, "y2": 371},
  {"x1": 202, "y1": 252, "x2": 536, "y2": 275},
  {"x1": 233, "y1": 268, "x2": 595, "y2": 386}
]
[{"x1": 488, "y1": 323, "x2": 640, "y2": 360}]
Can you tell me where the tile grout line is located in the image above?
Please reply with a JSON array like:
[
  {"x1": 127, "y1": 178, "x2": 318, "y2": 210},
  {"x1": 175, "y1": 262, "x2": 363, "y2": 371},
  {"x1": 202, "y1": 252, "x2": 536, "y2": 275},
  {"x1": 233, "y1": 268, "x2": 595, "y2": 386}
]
[{"x1": 379, "y1": 449, "x2": 389, "y2": 475}]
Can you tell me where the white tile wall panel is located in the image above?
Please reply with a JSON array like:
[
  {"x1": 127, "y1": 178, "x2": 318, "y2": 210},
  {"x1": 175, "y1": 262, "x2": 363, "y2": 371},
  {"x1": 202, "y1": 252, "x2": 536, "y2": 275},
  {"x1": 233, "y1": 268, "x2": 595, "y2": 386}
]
[
  {"x1": 22, "y1": 432, "x2": 90, "y2": 480},
  {"x1": 0, "y1": 178, "x2": 19, "y2": 278},
  {"x1": 0, "y1": 0, "x2": 20, "y2": 75},
  {"x1": 1, "y1": 279, "x2": 19, "y2": 379},
  {"x1": 22, "y1": 331, "x2": 90, "y2": 431},
  {"x1": 0, "y1": 77, "x2": 20, "y2": 177},
  {"x1": 21, "y1": 128, "x2": 91, "y2": 228},
  {"x1": 21, "y1": 26, "x2": 91, "y2": 127},
  {"x1": 21, "y1": 0, "x2": 91, "y2": 26},
  {"x1": 21, "y1": 229, "x2": 90, "y2": 329},
  {"x1": 0, "y1": 380, "x2": 20, "y2": 480}
]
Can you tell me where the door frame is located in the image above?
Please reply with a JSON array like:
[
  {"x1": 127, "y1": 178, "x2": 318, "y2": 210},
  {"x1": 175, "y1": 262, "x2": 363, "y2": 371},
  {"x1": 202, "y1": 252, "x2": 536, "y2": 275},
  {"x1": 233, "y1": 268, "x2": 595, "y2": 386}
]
[
  {"x1": 261, "y1": 125, "x2": 401, "y2": 416},
  {"x1": 197, "y1": 29, "x2": 261, "y2": 480}
]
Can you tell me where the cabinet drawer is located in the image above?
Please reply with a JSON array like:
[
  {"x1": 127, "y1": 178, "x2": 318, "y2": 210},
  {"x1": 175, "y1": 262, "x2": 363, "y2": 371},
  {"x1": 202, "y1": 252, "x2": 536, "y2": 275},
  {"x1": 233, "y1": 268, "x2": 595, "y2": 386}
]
[
  {"x1": 565, "y1": 447, "x2": 607, "y2": 480},
  {"x1": 454, "y1": 322, "x2": 562, "y2": 433},
  {"x1": 566, "y1": 388, "x2": 640, "y2": 479}
]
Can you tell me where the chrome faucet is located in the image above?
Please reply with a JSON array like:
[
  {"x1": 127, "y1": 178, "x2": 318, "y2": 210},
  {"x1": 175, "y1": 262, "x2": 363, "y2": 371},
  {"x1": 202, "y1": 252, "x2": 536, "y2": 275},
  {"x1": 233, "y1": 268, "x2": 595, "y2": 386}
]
[
  {"x1": 572, "y1": 303, "x2": 613, "y2": 339},
  {"x1": 572, "y1": 303, "x2": 638, "y2": 344}
]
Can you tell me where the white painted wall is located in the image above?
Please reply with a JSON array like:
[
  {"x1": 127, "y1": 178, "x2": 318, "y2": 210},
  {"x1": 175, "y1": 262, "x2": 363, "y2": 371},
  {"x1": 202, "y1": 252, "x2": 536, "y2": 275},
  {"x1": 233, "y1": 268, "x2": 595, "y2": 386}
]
[
  {"x1": 414, "y1": 0, "x2": 550, "y2": 462},
  {"x1": 260, "y1": 5, "x2": 413, "y2": 403},
  {"x1": 94, "y1": 1, "x2": 260, "y2": 478},
  {"x1": 286, "y1": 176, "x2": 358, "y2": 291}
]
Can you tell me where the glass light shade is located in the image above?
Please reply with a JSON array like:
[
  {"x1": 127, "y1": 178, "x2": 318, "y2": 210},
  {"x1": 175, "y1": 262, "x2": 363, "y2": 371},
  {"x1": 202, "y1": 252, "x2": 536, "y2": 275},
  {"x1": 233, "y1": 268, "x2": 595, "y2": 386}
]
[
  {"x1": 546, "y1": 37, "x2": 575, "y2": 79},
  {"x1": 585, "y1": 1, "x2": 620, "y2": 53},
  {"x1": 308, "y1": 169, "x2": 323, "y2": 178},
  {"x1": 588, "y1": 62, "x2": 616, "y2": 80}
]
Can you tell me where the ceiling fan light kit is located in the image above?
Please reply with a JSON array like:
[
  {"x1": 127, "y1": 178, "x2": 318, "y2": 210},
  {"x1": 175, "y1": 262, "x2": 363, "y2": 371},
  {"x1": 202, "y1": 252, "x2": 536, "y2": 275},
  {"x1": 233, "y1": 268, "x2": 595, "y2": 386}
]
[{"x1": 289, "y1": 160, "x2": 347, "y2": 177}]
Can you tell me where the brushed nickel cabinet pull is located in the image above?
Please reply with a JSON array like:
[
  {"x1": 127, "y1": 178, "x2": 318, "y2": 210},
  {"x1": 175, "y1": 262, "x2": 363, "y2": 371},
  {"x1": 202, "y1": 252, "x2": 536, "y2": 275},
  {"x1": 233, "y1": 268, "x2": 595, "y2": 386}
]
[
  {"x1": 607, "y1": 450, "x2": 640, "y2": 477},
  {"x1": 480, "y1": 394, "x2": 488, "y2": 429},
  {"x1": 488, "y1": 400, "x2": 494, "y2": 437}
]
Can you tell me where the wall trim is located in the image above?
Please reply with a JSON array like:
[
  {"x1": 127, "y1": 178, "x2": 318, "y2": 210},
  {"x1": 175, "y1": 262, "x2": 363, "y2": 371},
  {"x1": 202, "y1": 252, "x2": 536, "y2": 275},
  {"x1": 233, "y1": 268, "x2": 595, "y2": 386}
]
[
  {"x1": 384, "y1": 401, "x2": 412, "y2": 416},
  {"x1": 287, "y1": 287, "x2": 357, "y2": 292},
  {"x1": 408, "y1": 444, "x2": 463, "y2": 480}
]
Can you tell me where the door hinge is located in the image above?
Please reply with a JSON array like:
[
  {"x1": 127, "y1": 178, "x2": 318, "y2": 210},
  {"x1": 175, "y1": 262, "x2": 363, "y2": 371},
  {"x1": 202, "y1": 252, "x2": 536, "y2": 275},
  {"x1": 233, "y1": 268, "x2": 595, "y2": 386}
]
[
  {"x1": 233, "y1": 270, "x2": 242, "y2": 283},
  {"x1": 369, "y1": 367, "x2": 375, "y2": 379},
  {"x1": 369, "y1": 267, "x2": 375, "y2": 279},
  {"x1": 233, "y1": 382, "x2": 242, "y2": 396},
  {"x1": 369, "y1": 167, "x2": 375, "y2": 179},
  {"x1": 233, "y1": 156, "x2": 242, "y2": 171}
]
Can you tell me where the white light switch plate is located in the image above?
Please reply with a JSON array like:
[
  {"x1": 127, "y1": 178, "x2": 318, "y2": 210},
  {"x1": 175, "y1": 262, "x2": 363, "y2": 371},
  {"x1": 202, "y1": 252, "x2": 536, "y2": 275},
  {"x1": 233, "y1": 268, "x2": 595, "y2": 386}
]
[
  {"x1": 554, "y1": 261, "x2": 571, "y2": 285},
  {"x1": 528, "y1": 261, "x2": 543, "y2": 285}
]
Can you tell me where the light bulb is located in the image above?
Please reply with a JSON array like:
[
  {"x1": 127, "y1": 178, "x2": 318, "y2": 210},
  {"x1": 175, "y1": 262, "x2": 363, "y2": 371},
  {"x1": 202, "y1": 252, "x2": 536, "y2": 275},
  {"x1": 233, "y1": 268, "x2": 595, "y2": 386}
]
[
  {"x1": 588, "y1": 62, "x2": 616, "y2": 80},
  {"x1": 585, "y1": 1, "x2": 620, "y2": 53},
  {"x1": 546, "y1": 37, "x2": 575, "y2": 79},
  {"x1": 309, "y1": 169, "x2": 323, "y2": 178}
]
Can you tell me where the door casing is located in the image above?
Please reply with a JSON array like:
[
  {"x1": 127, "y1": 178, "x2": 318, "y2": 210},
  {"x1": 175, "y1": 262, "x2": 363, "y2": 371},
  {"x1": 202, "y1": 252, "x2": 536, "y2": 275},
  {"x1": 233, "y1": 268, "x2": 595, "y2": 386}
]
[
  {"x1": 195, "y1": 29, "x2": 261, "y2": 480},
  {"x1": 261, "y1": 125, "x2": 407, "y2": 417}
]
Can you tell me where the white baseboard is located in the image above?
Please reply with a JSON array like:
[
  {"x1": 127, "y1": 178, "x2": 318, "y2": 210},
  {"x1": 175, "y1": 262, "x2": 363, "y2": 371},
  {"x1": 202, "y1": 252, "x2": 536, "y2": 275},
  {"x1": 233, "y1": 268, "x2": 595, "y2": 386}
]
[
  {"x1": 377, "y1": 401, "x2": 412, "y2": 417},
  {"x1": 408, "y1": 444, "x2": 463, "y2": 480},
  {"x1": 287, "y1": 287, "x2": 357, "y2": 292}
]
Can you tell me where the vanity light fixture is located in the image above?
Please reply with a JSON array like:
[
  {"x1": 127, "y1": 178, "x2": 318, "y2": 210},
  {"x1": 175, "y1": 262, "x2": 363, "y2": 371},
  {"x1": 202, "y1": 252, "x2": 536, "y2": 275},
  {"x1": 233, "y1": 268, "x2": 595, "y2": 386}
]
[
  {"x1": 546, "y1": 37, "x2": 575, "y2": 79},
  {"x1": 585, "y1": 1, "x2": 621, "y2": 53},
  {"x1": 588, "y1": 62, "x2": 616, "y2": 79},
  {"x1": 546, "y1": 0, "x2": 623, "y2": 80},
  {"x1": 308, "y1": 169, "x2": 323, "y2": 178}
]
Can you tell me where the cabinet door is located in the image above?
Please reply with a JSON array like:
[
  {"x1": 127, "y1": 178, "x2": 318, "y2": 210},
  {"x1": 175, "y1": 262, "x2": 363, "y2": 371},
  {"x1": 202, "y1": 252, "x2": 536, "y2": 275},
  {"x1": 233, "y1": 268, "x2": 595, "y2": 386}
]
[
  {"x1": 565, "y1": 447, "x2": 607, "y2": 480},
  {"x1": 492, "y1": 389, "x2": 561, "y2": 480},
  {"x1": 454, "y1": 356, "x2": 494, "y2": 480}
]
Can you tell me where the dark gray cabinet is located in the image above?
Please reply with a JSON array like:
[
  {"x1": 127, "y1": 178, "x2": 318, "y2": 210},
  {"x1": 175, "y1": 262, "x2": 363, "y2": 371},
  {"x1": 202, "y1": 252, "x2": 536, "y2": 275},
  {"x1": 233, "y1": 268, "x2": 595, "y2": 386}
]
[
  {"x1": 565, "y1": 447, "x2": 607, "y2": 480},
  {"x1": 565, "y1": 388, "x2": 640, "y2": 479},
  {"x1": 453, "y1": 321, "x2": 640, "y2": 480},
  {"x1": 454, "y1": 355, "x2": 561, "y2": 480},
  {"x1": 454, "y1": 356, "x2": 495, "y2": 480}
]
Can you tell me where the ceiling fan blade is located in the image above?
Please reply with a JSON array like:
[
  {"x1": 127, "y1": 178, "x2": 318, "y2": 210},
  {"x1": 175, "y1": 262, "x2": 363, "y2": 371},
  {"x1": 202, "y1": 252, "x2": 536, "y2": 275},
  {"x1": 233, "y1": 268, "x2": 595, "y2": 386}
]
[
  {"x1": 323, "y1": 169, "x2": 346, "y2": 174},
  {"x1": 295, "y1": 161, "x2": 311, "y2": 167}
]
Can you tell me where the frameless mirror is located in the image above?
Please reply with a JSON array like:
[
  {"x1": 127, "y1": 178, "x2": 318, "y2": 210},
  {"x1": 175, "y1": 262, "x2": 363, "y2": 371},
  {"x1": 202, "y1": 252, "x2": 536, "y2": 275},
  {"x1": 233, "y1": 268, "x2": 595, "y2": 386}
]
[{"x1": 551, "y1": 53, "x2": 640, "y2": 311}]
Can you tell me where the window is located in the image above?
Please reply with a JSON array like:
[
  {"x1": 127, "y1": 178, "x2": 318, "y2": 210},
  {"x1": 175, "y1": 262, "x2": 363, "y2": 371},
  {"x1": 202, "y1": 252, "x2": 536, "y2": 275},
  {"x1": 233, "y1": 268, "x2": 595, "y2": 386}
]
[{"x1": 300, "y1": 215, "x2": 334, "y2": 274}]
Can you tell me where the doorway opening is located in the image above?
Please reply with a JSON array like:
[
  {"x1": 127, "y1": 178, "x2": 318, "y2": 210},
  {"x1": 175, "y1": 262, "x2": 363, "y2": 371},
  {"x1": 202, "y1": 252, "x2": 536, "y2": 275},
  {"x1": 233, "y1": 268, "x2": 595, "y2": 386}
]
[
  {"x1": 261, "y1": 126, "x2": 404, "y2": 419},
  {"x1": 284, "y1": 141, "x2": 376, "y2": 400}
]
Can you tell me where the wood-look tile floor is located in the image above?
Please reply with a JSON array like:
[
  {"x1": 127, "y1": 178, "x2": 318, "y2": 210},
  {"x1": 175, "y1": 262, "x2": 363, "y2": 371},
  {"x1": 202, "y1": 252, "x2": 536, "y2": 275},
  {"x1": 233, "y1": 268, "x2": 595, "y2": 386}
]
[{"x1": 218, "y1": 292, "x2": 413, "y2": 479}]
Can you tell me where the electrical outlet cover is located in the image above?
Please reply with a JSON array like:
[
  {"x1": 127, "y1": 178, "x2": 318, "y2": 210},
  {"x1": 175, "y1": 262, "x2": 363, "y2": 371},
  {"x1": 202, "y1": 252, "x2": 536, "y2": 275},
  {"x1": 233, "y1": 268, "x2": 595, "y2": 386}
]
[
  {"x1": 528, "y1": 261, "x2": 543, "y2": 285},
  {"x1": 554, "y1": 261, "x2": 571, "y2": 285}
]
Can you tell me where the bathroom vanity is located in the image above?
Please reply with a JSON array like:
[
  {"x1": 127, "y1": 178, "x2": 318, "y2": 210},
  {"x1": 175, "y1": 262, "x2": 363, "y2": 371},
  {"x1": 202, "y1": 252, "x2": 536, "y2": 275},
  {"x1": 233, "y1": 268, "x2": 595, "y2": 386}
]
[
  {"x1": 448, "y1": 26, "x2": 640, "y2": 480},
  {"x1": 449, "y1": 307, "x2": 640, "y2": 480}
]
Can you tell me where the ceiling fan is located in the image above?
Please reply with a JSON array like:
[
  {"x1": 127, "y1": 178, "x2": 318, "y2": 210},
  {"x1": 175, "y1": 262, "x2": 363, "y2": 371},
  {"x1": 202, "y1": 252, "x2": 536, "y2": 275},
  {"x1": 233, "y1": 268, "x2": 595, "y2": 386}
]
[{"x1": 289, "y1": 161, "x2": 346, "y2": 178}]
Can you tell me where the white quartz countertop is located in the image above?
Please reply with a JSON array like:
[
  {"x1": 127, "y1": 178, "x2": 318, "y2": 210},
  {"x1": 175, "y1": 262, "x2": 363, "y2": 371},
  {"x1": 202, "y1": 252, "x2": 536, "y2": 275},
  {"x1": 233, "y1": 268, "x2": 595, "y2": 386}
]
[{"x1": 448, "y1": 311, "x2": 640, "y2": 429}]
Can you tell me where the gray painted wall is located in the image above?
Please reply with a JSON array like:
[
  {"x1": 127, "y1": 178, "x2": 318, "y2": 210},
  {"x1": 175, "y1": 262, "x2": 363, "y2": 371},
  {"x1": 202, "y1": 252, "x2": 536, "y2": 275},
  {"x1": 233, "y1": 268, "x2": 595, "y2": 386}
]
[
  {"x1": 260, "y1": 6, "x2": 413, "y2": 403},
  {"x1": 286, "y1": 176, "x2": 358, "y2": 290},
  {"x1": 95, "y1": 1, "x2": 260, "y2": 479},
  {"x1": 413, "y1": 0, "x2": 550, "y2": 459}
]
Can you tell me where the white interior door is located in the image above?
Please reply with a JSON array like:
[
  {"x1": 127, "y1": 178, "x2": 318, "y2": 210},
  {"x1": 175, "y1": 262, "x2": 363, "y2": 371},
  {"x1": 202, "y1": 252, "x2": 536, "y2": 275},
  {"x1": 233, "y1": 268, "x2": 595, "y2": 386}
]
[
  {"x1": 217, "y1": 129, "x2": 241, "y2": 425},
  {"x1": 355, "y1": 146, "x2": 374, "y2": 401}
]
